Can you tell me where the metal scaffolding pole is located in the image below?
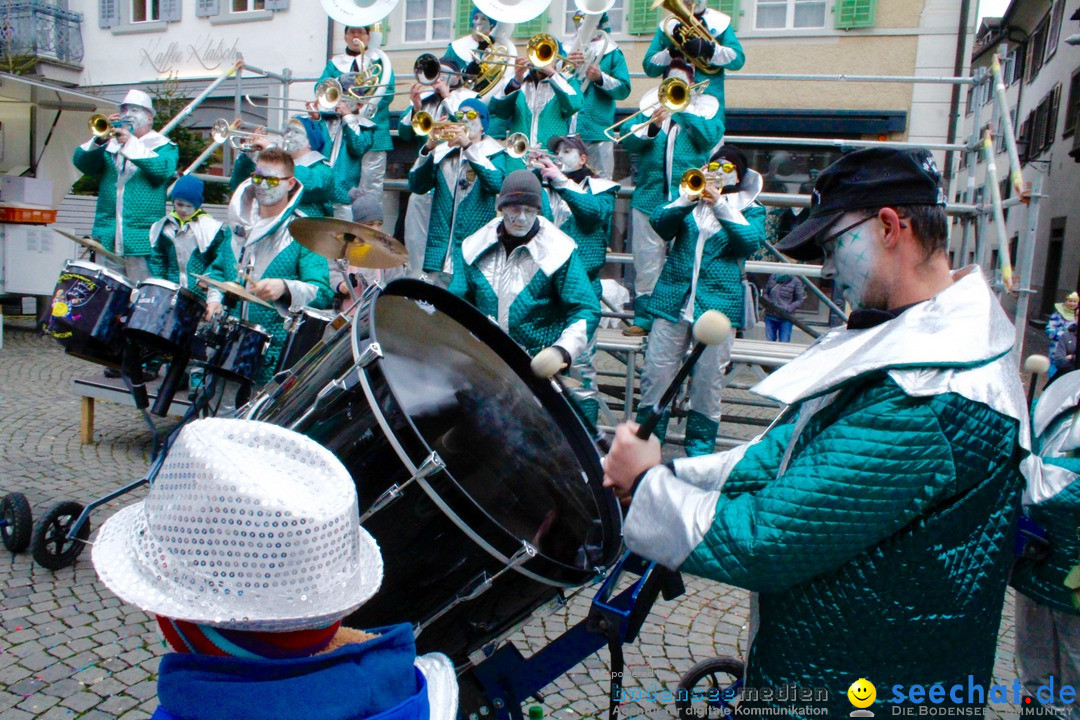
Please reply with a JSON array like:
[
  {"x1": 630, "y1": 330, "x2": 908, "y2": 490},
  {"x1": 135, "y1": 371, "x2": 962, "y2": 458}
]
[
  {"x1": 159, "y1": 61, "x2": 242, "y2": 137},
  {"x1": 724, "y1": 135, "x2": 968, "y2": 153},
  {"x1": 627, "y1": 72, "x2": 976, "y2": 85},
  {"x1": 991, "y1": 48, "x2": 1025, "y2": 196},
  {"x1": 981, "y1": 130, "x2": 1014, "y2": 289},
  {"x1": 958, "y1": 67, "x2": 986, "y2": 266},
  {"x1": 1013, "y1": 173, "x2": 1044, "y2": 362}
]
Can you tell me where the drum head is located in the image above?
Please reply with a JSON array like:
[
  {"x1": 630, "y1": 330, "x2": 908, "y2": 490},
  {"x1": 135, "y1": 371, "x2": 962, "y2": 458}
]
[{"x1": 367, "y1": 280, "x2": 621, "y2": 581}]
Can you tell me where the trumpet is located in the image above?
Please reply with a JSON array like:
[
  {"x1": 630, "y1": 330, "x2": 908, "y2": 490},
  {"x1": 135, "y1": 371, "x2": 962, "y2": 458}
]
[
  {"x1": 602, "y1": 77, "x2": 709, "y2": 143},
  {"x1": 411, "y1": 111, "x2": 467, "y2": 141},
  {"x1": 680, "y1": 168, "x2": 713, "y2": 200},
  {"x1": 89, "y1": 114, "x2": 128, "y2": 139},
  {"x1": 211, "y1": 119, "x2": 286, "y2": 152},
  {"x1": 652, "y1": 0, "x2": 722, "y2": 76},
  {"x1": 505, "y1": 132, "x2": 564, "y2": 169},
  {"x1": 474, "y1": 33, "x2": 576, "y2": 77}
]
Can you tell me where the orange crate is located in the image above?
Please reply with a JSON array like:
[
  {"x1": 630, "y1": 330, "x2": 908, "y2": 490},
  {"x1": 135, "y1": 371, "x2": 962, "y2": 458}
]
[{"x1": 0, "y1": 206, "x2": 57, "y2": 224}]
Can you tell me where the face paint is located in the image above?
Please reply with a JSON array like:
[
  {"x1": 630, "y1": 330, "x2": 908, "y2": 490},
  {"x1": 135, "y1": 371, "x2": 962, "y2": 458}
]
[
  {"x1": 252, "y1": 165, "x2": 292, "y2": 207},
  {"x1": 284, "y1": 123, "x2": 307, "y2": 153},
  {"x1": 693, "y1": 0, "x2": 708, "y2": 12},
  {"x1": 173, "y1": 199, "x2": 196, "y2": 220},
  {"x1": 502, "y1": 205, "x2": 538, "y2": 237},
  {"x1": 717, "y1": 168, "x2": 739, "y2": 188},
  {"x1": 120, "y1": 106, "x2": 152, "y2": 134},
  {"x1": 473, "y1": 15, "x2": 492, "y2": 34},
  {"x1": 820, "y1": 215, "x2": 880, "y2": 310},
  {"x1": 557, "y1": 146, "x2": 583, "y2": 173},
  {"x1": 466, "y1": 118, "x2": 484, "y2": 137}
]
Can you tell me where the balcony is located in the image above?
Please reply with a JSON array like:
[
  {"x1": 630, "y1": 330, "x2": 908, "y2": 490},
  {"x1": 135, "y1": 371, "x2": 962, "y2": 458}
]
[{"x1": 1, "y1": 1, "x2": 84, "y2": 83}]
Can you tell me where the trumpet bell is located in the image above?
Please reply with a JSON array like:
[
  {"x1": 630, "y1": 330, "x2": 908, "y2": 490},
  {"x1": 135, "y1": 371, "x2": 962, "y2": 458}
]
[
  {"x1": 210, "y1": 119, "x2": 232, "y2": 144},
  {"x1": 527, "y1": 33, "x2": 560, "y2": 68},
  {"x1": 680, "y1": 168, "x2": 707, "y2": 199},
  {"x1": 89, "y1": 114, "x2": 112, "y2": 138},
  {"x1": 411, "y1": 111, "x2": 434, "y2": 136},
  {"x1": 505, "y1": 132, "x2": 530, "y2": 159},
  {"x1": 320, "y1": 0, "x2": 400, "y2": 27},
  {"x1": 315, "y1": 79, "x2": 342, "y2": 109}
]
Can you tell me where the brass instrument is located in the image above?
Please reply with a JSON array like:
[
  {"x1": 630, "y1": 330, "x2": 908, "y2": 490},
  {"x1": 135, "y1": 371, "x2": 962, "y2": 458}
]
[
  {"x1": 680, "y1": 168, "x2": 710, "y2": 200},
  {"x1": 505, "y1": 132, "x2": 564, "y2": 169},
  {"x1": 244, "y1": 78, "x2": 345, "y2": 115},
  {"x1": 211, "y1": 119, "x2": 286, "y2": 152},
  {"x1": 476, "y1": 33, "x2": 576, "y2": 77},
  {"x1": 602, "y1": 77, "x2": 709, "y2": 143},
  {"x1": 411, "y1": 111, "x2": 467, "y2": 142},
  {"x1": 466, "y1": 37, "x2": 513, "y2": 97},
  {"x1": 88, "y1": 114, "x2": 126, "y2": 138},
  {"x1": 568, "y1": 0, "x2": 616, "y2": 85},
  {"x1": 651, "y1": 0, "x2": 722, "y2": 75},
  {"x1": 414, "y1": 53, "x2": 471, "y2": 86}
]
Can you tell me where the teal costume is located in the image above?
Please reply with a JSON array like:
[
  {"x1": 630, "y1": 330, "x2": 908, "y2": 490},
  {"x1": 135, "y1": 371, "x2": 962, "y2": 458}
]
[
  {"x1": 488, "y1": 72, "x2": 583, "y2": 148},
  {"x1": 319, "y1": 115, "x2": 376, "y2": 206},
  {"x1": 148, "y1": 211, "x2": 236, "y2": 303},
  {"x1": 72, "y1": 131, "x2": 179, "y2": 257},
  {"x1": 571, "y1": 38, "x2": 632, "y2": 143},
  {"x1": 623, "y1": 268, "x2": 1027, "y2": 716},
  {"x1": 228, "y1": 180, "x2": 332, "y2": 384},
  {"x1": 230, "y1": 152, "x2": 334, "y2": 219},
  {"x1": 445, "y1": 33, "x2": 517, "y2": 140},
  {"x1": 547, "y1": 175, "x2": 620, "y2": 297},
  {"x1": 318, "y1": 51, "x2": 395, "y2": 154}
]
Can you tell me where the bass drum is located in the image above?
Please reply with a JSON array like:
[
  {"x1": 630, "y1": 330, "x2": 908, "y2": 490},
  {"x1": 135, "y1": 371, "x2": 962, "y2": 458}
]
[{"x1": 248, "y1": 279, "x2": 622, "y2": 662}]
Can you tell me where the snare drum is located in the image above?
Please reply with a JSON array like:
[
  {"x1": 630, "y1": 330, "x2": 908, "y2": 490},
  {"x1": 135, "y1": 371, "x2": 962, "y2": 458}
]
[
  {"x1": 125, "y1": 279, "x2": 206, "y2": 357},
  {"x1": 44, "y1": 260, "x2": 136, "y2": 367},
  {"x1": 197, "y1": 319, "x2": 272, "y2": 384},
  {"x1": 276, "y1": 307, "x2": 337, "y2": 375},
  {"x1": 247, "y1": 280, "x2": 622, "y2": 661}
]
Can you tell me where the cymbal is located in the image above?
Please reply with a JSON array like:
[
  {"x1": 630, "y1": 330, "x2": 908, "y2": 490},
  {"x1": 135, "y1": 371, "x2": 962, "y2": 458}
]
[
  {"x1": 192, "y1": 274, "x2": 275, "y2": 309},
  {"x1": 290, "y1": 218, "x2": 408, "y2": 270},
  {"x1": 53, "y1": 228, "x2": 123, "y2": 265}
]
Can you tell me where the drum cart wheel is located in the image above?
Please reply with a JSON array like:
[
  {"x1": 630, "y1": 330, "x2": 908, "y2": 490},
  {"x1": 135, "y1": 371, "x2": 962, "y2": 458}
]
[
  {"x1": 675, "y1": 656, "x2": 745, "y2": 719},
  {"x1": 30, "y1": 501, "x2": 90, "y2": 570},
  {"x1": 0, "y1": 493, "x2": 33, "y2": 553}
]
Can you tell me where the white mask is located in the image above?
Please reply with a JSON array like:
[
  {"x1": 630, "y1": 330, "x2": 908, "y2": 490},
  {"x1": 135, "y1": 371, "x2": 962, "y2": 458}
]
[
  {"x1": 466, "y1": 118, "x2": 484, "y2": 137},
  {"x1": 284, "y1": 124, "x2": 308, "y2": 153},
  {"x1": 557, "y1": 146, "x2": 583, "y2": 173},
  {"x1": 718, "y1": 168, "x2": 739, "y2": 189},
  {"x1": 502, "y1": 206, "x2": 538, "y2": 238},
  {"x1": 253, "y1": 171, "x2": 291, "y2": 208},
  {"x1": 820, "y1": 215, "x2": 878, "y2": 310},
  {"x1": 473, "y1": 16, "x2": 492, "y2": 34},
  {"x1": 173, "y1": 199, "x2": 197, "y2": 220},
  {"x1": 120, "y1": 106, "x2": 153, "y2": 134}
]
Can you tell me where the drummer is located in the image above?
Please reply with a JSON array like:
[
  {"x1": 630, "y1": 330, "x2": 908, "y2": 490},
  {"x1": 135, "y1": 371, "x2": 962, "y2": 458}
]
[
  {"x1": 148, "y1": 176, "x2": 237, "y2": 322},
  {"x1": 228, "y1": 146, "x2": 333, "y2": 383},
  {"x1": 450, "y1": 170, "x2": 599, "y2": 379}
]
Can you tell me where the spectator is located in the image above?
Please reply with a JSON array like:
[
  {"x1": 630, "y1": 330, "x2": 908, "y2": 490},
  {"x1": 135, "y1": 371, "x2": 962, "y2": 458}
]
[{"x1": 762, "y1": 274, "x2": 805, "y2": 343}]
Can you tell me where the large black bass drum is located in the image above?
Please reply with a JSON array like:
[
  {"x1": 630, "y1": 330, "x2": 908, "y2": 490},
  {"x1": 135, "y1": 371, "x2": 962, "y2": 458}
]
[{"x1": 245, "y1": 279, "x2": 622, "y2": 662}]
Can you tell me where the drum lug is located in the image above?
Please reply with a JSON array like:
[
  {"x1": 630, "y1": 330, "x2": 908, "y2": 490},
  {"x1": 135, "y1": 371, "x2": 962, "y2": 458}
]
[
  {"x1": 358, "y1": 452, "x2": 445, "y2": 523},
  {"x1": 356, "y1": 341, "x2": 383, "y2": 368}
]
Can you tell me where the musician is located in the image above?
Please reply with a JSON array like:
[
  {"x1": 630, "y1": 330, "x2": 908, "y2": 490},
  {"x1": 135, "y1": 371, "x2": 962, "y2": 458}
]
[
  {"x1": 147, "y1": 176, "x2": 237, "y2": 322},
  {"x1": 642, "y1": 0, "x2": 745, "y2": 136},
  {"x1": 533, "y1": 135, "x2": 619, "y2": 423},
  {"x1": 488, "y1": 45, "x2": 583, "y2": 151},
  {"x1": 399, "y1": 56, "x2": 479, "y2": 276},
  {"x1": 565, "y1": 12, "x2": 630, "y2": 180},
  {"x1": 72, "y1": 89, "x2": 178, "y2": 282},
  {"x1": 228, "y1": 147, "x2": 332, "y2": 383},
  {"x1": 318, "y1": 96, "x2": 378, "y2": 221},
  {"x1": 450, "y1": 170, "x2": 599, "y2": 375},
  {"x1": 445, "y1": 8, "x2": 517, "y2": 139},
  {"x1": 603, "y1": 148, "x2": 1026, "y2": 716},
  {"x1": 230, "y1": 117, "x2": 334, "y2": 218},
  {"x1": 318, "y1": 25, "x2": 395, "y2": 197},
  {"x1": 330, "y1": 191, "x2": 385, "y2": 305},
  {"x1": 620, "y1": 59, "x2": 721, "y2": 336},
  {"x1": 637, "y1": 146, "x2": 763, "y2": 455},
  {"x1": 407, "y1": 98, "x2": 507, "y2": 287}
]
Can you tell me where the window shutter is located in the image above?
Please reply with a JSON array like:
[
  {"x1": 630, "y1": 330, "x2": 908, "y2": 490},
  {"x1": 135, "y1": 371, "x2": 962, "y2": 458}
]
[
  {"x1": 514, "y1": 14, "x2": 548, "y2": 39},
  {"x1": 161, "y1": 0, "x2": 182, "y2": 22},
  {"x1": 99, "y1": 0, "x2": 119, "y2": 28},
  {"x1": 455, "y1": 0, "x2": 474, "y2": 36},
  {"x1": 626, "y1": 0, "x2": 659, "y2": 35},
  {"x1": 834, "y1": 0, "x2": 876, "y2": 30},
  {"x1": 1048, "y1": 83, "x2": 1061, "y2": 142},
  {"x1": 710, "y1": 0, "x2": 740, "y2": 31},
  {"x1": 196, "y1": 0, "x2": 221, "y2": 17},
  {"x1": 265, "y1": 0, "x2": 290, "y2": 10}
]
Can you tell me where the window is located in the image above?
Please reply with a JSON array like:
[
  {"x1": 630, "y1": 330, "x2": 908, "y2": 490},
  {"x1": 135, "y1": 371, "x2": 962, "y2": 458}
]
[
  {"x1": 1064, "y1": 69, "x2": 1080, "y2": 139},
  {"x1": 132, "y1": 0, "x2": 160, "y2": 22},
  {"x1": 965, "y1": 86, "x2": 973, "y2": 116},
  {"x1": 232, "y1": 0, "x2": 265, "y2": 10},
  {"x1": 627, "y1": 0, "x2": 739, "y2": 36},
  {"x1": 405, "y1": 0, "x2": 452, "y2": 42},
  {"x1": 755, "y1": 0, "x2": 825, "y2": 30},
  {"x1": 835, "y1": 0, "x2": 875, "y2": 29},
  {"x1": 1045, "y1": 0, "x2": 1065, "y2": 63},
  {"x1": 563, "y1": 0, "x2": 625, "y2": 36},
  {"x1": 1008, "y1": 47, "x2": 1024, "y2": 85},
  {"x1": 1026, "y1": 16, "x2": 1048, "y2": 84}
]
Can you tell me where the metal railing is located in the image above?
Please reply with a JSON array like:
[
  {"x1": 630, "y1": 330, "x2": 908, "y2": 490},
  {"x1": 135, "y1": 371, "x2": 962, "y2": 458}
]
[{"x1": 1, "y1": 1, "x2": 84, "y2": 66}]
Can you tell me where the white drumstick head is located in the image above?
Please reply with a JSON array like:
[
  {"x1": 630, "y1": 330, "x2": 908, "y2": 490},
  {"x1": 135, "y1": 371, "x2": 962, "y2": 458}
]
[
  {"x1": 692, "y1": 310, "x2": 732, "y2": 346},
  {"x1": 1024, "y1": 354, "x2": 1051, "y2": 374},
  {"x1": 531, "y1": 346, "x2": 566, "y2": 379}
]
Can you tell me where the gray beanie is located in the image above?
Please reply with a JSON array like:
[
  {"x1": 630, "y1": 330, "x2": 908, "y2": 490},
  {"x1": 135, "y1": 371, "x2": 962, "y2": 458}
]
[
  {"x1": 350, "y1": 191, "x2": 384, "y2": 225},
  {"x1": 497, "y1": 170, "x2": 543, "y2": 211}
]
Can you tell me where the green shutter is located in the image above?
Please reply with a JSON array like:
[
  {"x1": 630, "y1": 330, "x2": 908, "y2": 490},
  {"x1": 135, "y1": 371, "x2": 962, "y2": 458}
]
[
  {"x1": 514, "y1": 13, "x2": 548, "y2": 39},
  {"x1": 455, "y1": 0, "x2": 474, "y2": 37},
  {"x1": 835, "y1": 0, "x2": 876, "y2": 29},
  {"x1": 710, "y1": 0, "x2": 739, "y2": 31},
  {"x1": 628, "y1": 0, "x2": 740, "y2": 36}
]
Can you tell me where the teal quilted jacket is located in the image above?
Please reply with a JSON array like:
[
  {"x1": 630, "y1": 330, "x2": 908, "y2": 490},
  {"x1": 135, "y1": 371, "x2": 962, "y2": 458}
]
[
  {"x1": 620, "y1": 111, "x2": 719, "y2": 214},
  {"x1": 318, "y1": 54, "x2": 395, "y2": 153},
  {"x1": 319, "y1": 117, "x2": 376, "y2": 205},
  {"x1": 575, "y1": 47, "x2": 632, "y2": 143},
  {"x1": 147, "y1": 213, "x2": 237, "y2": 300}
]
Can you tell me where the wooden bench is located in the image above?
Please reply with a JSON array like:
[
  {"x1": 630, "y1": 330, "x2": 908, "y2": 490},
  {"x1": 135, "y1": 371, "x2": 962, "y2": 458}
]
[{"x1": 73, "y1": 373, "x2": 192, "y2": 444}]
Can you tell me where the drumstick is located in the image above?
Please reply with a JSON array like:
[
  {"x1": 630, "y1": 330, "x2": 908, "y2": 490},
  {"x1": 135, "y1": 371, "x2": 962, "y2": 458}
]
[
  {"x1": 1024, "y1": 354, "x2": 1050, "y2": 406},
  {"x1": 636, "y1": 310, "x2": 731, "y2": 441}
]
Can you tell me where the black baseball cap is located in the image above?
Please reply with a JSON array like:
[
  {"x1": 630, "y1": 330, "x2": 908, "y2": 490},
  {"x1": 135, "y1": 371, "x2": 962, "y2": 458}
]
[
  {"x1": 546, "y1": 134, "x2": 588, "y2": 155},
  {"x1": 775, "y1": 147, "x2": 947, "y2": 261}
]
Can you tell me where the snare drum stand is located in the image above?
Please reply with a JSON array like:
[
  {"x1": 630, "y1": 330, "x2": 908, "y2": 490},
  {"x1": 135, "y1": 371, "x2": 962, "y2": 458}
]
[{"x1": 459, "y1": 553, "x2": 685, "y2": 720}]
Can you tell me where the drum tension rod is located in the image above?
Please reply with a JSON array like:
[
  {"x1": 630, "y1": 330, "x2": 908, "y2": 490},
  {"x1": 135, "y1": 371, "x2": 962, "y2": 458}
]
[
  {"x1": 359, "y1": 452, "x2": 445, "y2": 523},
  {"x1": 413, "y1": 541, "x2": 538, "y2": 638},
  {"x1": 288, "y1": 342, "x2": 383, "y2": 431}
]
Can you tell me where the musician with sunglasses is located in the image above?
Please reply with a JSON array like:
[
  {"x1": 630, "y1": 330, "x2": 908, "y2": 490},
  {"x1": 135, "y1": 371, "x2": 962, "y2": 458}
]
[
  {"x1": 643, "y1": 0, "x2": 744, "y2": 134},
  {"x1": 636, "y1": 145, "x2": 763, "y2": 456},
  {"x1": 407, "y1": 99, "x2": 508, "y2": 287},
  {"x1": 228, "y1": 147, "x2": 332, "y2": 384},
  {"x1": 565, "y1": 12, "x2": 630, "y2": 180},
  {"x1": 317, "y1": 25, "x2": 395, "y2": 198},
  {"x1": 229, "y1": 117, "x2": 334, "y2": 219}
]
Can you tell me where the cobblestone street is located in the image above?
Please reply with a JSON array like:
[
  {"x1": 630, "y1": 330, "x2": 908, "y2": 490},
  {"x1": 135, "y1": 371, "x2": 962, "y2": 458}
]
[{"x1": 1, "y1": 317, "x2": 1026, "y2": 719}]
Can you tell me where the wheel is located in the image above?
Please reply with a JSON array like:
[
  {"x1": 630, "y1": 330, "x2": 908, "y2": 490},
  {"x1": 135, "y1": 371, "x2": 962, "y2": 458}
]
[
  {"x1": 676, "y1": 656, "x2": 746, "y2": 719},
  {"x1": 0, "y1": 493, "x2": 33, "y2": 553},
  {"x1": 31, "y1": 501, "x2": 90, "y2": 571}
]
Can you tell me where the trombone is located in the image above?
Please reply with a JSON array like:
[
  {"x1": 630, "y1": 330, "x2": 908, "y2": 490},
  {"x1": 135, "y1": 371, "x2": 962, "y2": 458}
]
[
  {"x1": 244, "y1": 78, "x2": 346, "y2": 114},
  {"x1": 505, "y1": 132, "x2": 564, "y2": 169},
  {"x1": 652, "y1": 0, "x2": 723, "y2": 76},
  {"x1": 411, "y1": 111, "x2": 467, "y2": 142},
  {"x1": 211, "y1": 119, "x2": 286, "y2": 152},
  {"x1": 602, "y1": 77, "x2": 709, "y2": 143},
  {"x1": 474, "y1": 33, "x2": 576, "y2": 77}
]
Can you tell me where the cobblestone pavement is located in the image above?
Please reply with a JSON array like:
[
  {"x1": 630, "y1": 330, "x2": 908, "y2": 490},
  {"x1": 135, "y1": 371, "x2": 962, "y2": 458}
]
[{"x1": 1, "y1": 317, "x2": 1029, "y2": 719}]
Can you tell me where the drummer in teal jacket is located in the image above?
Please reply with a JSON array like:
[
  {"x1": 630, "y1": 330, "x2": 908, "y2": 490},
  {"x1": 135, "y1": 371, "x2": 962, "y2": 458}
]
[
  {"x1": 407, "y1": 99, "x2": 507, "y2": 285},
  {"x1": 1012, "y1": 372, "x2": 1080, "y2": 706},
  {"x1": 450, "y1": 170, "x2": 599, "y2": 371},
  {"x1": 228, "y1": 147, "x2": 332, "y2": 384},
  {"x1": 603, "y1": 148, "x2": 1027, "y2": 717},
  {"x1": 638, "y1": 146, "x2": 763, "y2": 455},
  {"x1": 148, "y1": 176, "x2": 236, "y2": 321},
  {"x1": 488, "y1": 48, "x2": 583, "y2": 150},
  {"x1": 230, "y1": 117, "x2": 334, "y2": 219}
]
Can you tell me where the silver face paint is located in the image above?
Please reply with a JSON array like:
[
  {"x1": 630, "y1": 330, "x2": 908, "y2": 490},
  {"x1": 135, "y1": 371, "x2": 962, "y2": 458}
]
[
  {"x1": 717, "y1": 168, "x2": 739, "y2": 188},
  {"x1": 502, "y1": 205, "x2": 538, "y2": 238},
  {"x1": 820, "y1": 215, "x2": 878, "y2": 310},
  {"x1": 119, "y1": 106, "x2": 152, "y2": 134},
  {"x1": 556, "y1": 146, "x2": 583, "y2": 173},
  {"x1": 284, "y1": 123, "x2": 307, "y2": 153},
  {"x1": 466, "y1": 118, "x2": 484, "y2": 137},
  {"x1": 473, "y1": 15, "x2": 492, "y2": 34}
]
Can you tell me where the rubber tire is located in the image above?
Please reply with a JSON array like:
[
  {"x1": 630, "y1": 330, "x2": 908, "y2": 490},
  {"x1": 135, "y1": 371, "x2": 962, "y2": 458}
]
[
  {"x1": 676, "y1": 656, "x2": 746, "y2": 719},
  {"x1": 31, "y1": 501, "x2": 90, "y2": 571},
  {"x1": 0, "y1": 493, "x2": 33, "y2": 553}
]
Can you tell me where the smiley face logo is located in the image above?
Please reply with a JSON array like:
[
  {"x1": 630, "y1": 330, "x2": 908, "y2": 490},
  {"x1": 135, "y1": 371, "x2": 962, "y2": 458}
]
[{"x1": 847, "y1": 678, "x2": 876, "y2": 709}]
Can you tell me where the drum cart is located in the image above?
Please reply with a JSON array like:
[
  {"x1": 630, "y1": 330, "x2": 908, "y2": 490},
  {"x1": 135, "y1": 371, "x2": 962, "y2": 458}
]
[{"x1": 0, "y1": 492, "x2": 33, "y2": 553}]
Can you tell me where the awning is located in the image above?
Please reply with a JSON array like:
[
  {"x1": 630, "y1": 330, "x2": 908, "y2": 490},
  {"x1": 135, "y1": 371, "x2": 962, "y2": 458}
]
[{"x1": 0, "y1": 72, "x2": 117, "y2": 112}]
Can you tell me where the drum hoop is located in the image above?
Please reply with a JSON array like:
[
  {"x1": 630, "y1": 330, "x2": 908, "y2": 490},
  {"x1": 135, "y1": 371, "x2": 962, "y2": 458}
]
[
  {"x1": 349, "y1": 279, "x2": 620, "y2": 586},
  {"x1": 137, "y1": 277, "x2": 181, "y2": 291},
  {"x1": 65, "y1": 260, "x2": 135, "y2": 289}
]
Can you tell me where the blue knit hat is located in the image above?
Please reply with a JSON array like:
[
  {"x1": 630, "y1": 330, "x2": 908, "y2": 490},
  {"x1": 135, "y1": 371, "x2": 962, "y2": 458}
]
[
  {"x1": 171, "y1": 175, "x2": 204, "y2": 208},
  {"x1": 471, "y1": 7, "x2": 497, "y2": 29},
  {"x1": 292, "y1": 116, "x2": 326, "y2": 154},
  {"x1": 457, "y1": 98, "x2": 490, "y2": 133}
]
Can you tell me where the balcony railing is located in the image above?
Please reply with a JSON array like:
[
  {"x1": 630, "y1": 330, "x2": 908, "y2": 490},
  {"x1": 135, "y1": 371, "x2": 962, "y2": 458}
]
[{"x1": 1, "y1": 1, "x2": 84, "y2": 66}]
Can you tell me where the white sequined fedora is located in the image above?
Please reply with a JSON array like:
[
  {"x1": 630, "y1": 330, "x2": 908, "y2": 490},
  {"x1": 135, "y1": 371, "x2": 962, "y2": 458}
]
[{"x1": 92, "y1": 418, "x2": 383, "y2": 631}]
